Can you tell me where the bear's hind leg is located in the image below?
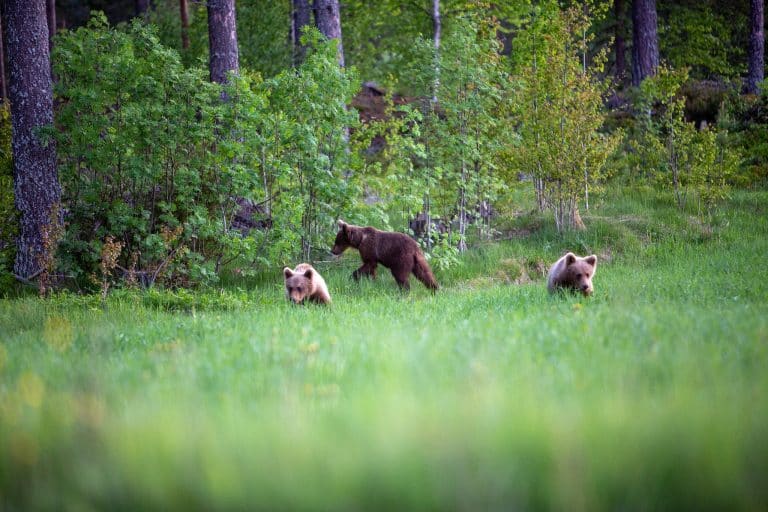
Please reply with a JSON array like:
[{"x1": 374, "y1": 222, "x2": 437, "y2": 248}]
[{"x1": 390, "y1": 267, "x2": 411, "y2": 291}]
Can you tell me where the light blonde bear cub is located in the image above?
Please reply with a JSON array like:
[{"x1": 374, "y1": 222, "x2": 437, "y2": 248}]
[
  {"x1": 283, "y1": 263, "x2": 331, "y2": 305},
  {"x1": 547, "y1": 252, "x2": 597, "y2": 296}
]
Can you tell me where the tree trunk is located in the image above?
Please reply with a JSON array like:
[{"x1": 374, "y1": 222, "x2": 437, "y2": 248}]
[
  {"x1": 135, "y1": 0, "x2": 150, "y2": 17},
  {"x1": 3, "y1": 0, "x2": 61, "y2": 279},
  {"x1": 313, "y1": 0, "x2": 344, "y2": 67},
  {"x1": 179, "y1": 0, "x2": 189, "y2": 50},
  {"x1": 0, "y1": 7, "x2": 7, "y2": 104},
  {"x1": 432, "y1": 0, "x2": 441, "y2": 103},
  {"x1": 614, "y1": 0, "x2": 626, "y2": 82},
  {"x1": 631, "y1": 0, "x2": 658, "y2": 86},
  {"x1": 207, "y1": 0, "x2": 239, "y2": 84},
  {"x1": 423, "y1": 0, "x2": 441, "y2": 248},
  {"x1": 530, "y1": 9, "x2": 546, "y2": 212},
  {"x1": 458, "y1": 160, "x2": 467, "y2": 253},
  {"x1": 747, "y1": 0, "x2": 764, "y2": 94},
  {"x1": 46, "y1": 0, "x2": 55, "y2": 52},
  {"x1": 292, "y1": 0, "x2": 312, "y2": 65}
]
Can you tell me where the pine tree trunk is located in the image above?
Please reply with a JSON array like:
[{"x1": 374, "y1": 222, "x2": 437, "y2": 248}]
[
  {"x1": 614, "y1": 0, "x2": 626, "y2": 82},
  {"x1": 747, "y1": 0, "x2": 764, "y2": 94},
  {"x1": 4, "y1": 0, "x2": 61, "y2": 279},
  {"x1": 46, "y1": 0, "x2": 55, "y2": 52},
  {"x1": 0, "y1": 8, "x2": 7, "y2": 104},
  {"x1": 313, "y1": 0, "x2": 344, "y2": 67},
  {"x1": 179, "y1": 0, "x2": 189, "y2": 50},
  {"x1": 292, "y1": 0, "x2": 311, "y2": 65},
  {"x1": 135, "y1": 0, "x2": 150, "y2": 17},
  {"x1": 207, "y1": 0, "x2": 239, "y2": 84},
  {"x1": 631, "y1": 0, "x2": 659, "y2": 86}
]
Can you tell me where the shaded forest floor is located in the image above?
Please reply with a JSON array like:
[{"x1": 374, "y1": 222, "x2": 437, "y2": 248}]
[{"x1": 1, "y1": 188, "x2": 767, "y2": 510}]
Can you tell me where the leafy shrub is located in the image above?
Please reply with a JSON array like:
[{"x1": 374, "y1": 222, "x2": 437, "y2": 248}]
[
  {"x1": 51, "y1": 14, "x2": 262, "y2": 287},
  {"x1": 264, "y1": 29, "x2": 360, "y2": 261},
  {"x1": 628, "y1": 67, "x2": 740, "y2": 215},
  {"x1": 389, "y1": 14, "x2": 512, "y2": 256},
  {"x1": 659, "y1": 3, "x2": 743, "y2": 79},
  {"x1": 718, "y1": 85, "x2": 768, "y2": 186},
  {"x1": 51, "y1": 15, "x2": 362, "y2": 288},
  {"x1": 513, "y1": 4, "x2": 620, "y2": 232}
]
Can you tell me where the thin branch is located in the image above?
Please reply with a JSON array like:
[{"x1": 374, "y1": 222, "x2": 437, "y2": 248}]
[{"x1": 12, "y1": 268, "x2": 43, "y2": 285}]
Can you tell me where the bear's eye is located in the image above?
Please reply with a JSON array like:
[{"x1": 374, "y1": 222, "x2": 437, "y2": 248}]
[{"x1": 296, "y1": 287, "x2": 302, "y2": 293}]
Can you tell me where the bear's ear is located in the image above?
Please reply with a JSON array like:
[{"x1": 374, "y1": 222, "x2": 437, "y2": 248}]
[
  {"x1": 283, "y1": 267, "x2": 293, "y2": 279},
  {"x1": 584, "y1": 255, "x2": 597, "y2": 267},
  {"x1": 564, "y1": 252, "x2": 577, "y2": 266},
  {"x1": 338, "y1": 219, "x2": 347, "y2": 230},
  {"x1": 303, "y1": 268, "x2": 313, "y2": 279}
]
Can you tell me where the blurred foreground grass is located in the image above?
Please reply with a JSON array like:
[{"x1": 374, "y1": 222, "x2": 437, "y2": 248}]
[{"x1": 1, "y1": 189, "x2": 767, "y2": 510}]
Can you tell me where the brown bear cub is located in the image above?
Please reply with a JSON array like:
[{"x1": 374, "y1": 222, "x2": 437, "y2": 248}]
[
  {"x1": 283, "y1": 263, "x2": 331, "y2": 305},
  {"x1": 547, "y1": 252, "x2": 597, "y2": 296},
  {"x1": 331, "y1": 220, "x2": 439, "y2": 291}
]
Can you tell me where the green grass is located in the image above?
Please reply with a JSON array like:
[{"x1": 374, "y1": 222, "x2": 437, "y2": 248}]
[{"x1": 1, "y1": 189, "x2": 767, "y2": 510}]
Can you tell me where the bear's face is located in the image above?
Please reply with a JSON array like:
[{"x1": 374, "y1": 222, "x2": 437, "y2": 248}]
[
  {"x1": 331, "y1": 220, "x2": 362, "y2": 255},
  {"x1": 563, "y1": 253, "x2": 597, "y2": 296},
  {"x1": 284, "y1": 267, "x2": 313, "y2": 304}
]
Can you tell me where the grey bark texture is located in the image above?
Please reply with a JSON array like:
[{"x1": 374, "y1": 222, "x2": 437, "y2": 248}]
[
  {"x1": 292, "y1": 0, "x2": 312, "y2": 65},
  {"x1": 46, "y1": 0, "x2": 54, "y2": 52},
  {"x1": 0, "y1": 7, "x2": 7, "y2": 103},
  {"x1": 631, "y1": 0, "x2": 658, "y2": 86},
  {"x1": 207, "y1": 0, "x2": 239, "y2": 84},
  {"x1": 313, "y1": 0, "x2": 344, "y2": 67},
  {"x1": 747, "y1": 0, "x2": 764, "y2": 94},
  {"x1": 3, "y1": 0, "x2": 61, "y2": 279}
]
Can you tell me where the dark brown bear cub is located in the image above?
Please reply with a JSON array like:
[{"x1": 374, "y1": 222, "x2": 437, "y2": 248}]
[
  {"x1": 283, "y1": 263, "x2": 331, "y2": 305},
  {"x1": 547, "y1": 252, "x2": 597, "y2": 296},
  {"x1": 331, "y1": 220, "x2": 439, "y2": 291}
]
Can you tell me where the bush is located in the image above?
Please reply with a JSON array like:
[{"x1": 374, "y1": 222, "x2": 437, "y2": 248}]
[
  {"x1": 52, "y1": 14, "x2": 262, "y2": 287},
  {"x1": 718, "y1": 86, "x2": 768, "y2": 186},
  {"x1": 626, "y1": 67, "x2": 740, "y2": 215},
  {"x1": 51, "y1": 15, "x2": 362, "y2": 289},
  {"x1": 513, "y1": 4, "x2": 620, "y2": 232}
]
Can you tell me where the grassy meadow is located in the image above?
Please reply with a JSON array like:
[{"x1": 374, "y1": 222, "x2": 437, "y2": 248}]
[{"x1": 1, "y1": 188, "x2": 767, "y2": 510}]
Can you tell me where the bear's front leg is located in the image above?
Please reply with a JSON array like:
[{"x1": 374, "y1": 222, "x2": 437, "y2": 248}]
[{"x1": 352, "y1": 262, "x2": 377, "y2": 281}]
